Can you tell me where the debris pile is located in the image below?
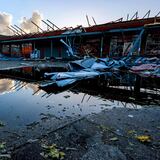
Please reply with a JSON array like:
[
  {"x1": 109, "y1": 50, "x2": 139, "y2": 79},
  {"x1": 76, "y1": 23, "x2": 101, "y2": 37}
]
[
  {"x1": 130, "y1": 57, "x2": 160, "y2": 78},
  {"x1": 40, "y1": 56, "x2": 160, "y2": 90}
]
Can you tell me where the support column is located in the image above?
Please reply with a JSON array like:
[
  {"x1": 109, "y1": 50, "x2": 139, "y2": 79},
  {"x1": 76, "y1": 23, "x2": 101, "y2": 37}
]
[
  {"x1": 19, "y1": 44, "x2": 22, "y2": 57},
  {"x1": 51, "y1": 40, "x2": 53, "y2": 58},
  {"x1": 134, "y1": 75, "x2": 141, "y2": 98},
  {"x1": 100, "y1": 36, "x2": 104, "y2": 57},
  {"x1": 9, "y1": 44, "x2": 12, "y2": 56},
  {"x1": 0, "y1": 44, "x2": 2, "y2": 54},
  {"x1": 140, "y1": 32, "x2": 147, "y2": 55},
  {"x1": 105, "y1": 36, "x2": 111, "y2": 57},
  {"x1": 32, "y1": 42, "x2": 36, "y2": 51}
]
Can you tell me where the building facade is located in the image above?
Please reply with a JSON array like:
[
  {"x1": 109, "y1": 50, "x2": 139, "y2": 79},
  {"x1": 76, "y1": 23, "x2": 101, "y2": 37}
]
[{"x1": 0, "y1": 17, "x2": 160, "y2": 59}]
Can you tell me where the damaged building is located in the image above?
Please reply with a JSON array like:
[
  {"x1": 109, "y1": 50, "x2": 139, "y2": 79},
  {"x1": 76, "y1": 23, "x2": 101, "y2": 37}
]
[{"x1": 0, "y1": 15, "x2": 160, "y2": 59}]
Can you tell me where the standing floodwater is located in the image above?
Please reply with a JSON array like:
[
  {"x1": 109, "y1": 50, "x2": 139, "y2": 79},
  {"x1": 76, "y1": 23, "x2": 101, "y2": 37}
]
[
  {"x1": 0, "y1": 78, "x2": 142, "y2": 129},
  {"x1": 0, "y1": 77, "x2": 159, "y2": 160}
]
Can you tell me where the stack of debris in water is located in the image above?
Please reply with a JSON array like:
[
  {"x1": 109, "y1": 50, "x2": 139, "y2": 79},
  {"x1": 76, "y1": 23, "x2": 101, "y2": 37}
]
[
  {"x1": 40, "y1": 56, "x2": 159, "y2": 89},
  {"x1": 130, "y1": 57, "x2": 160, "y2": 78}
]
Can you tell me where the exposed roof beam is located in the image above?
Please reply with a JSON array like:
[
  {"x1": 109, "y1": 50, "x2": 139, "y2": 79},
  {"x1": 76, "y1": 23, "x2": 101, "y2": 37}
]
[
  {"x1": 10, "y1": 25, "x2": 23, "y2": 35},
  {"x1": 46, "y1": 19, "x2": 60, "y2": 30},
  {"x1": 127, "y1": 14, "x2": 129, "y2": 21},
  {"x1": 131, "y1": 11, "x2": 138, "y2": 20},
  {"x1": 115, "y1": 17, "x2": 123, "y2": 22},
  {"x1": 143, "y1": 10, "x2": 151, "y2": 19},
  {"x1": 155, "y1": 11, "x2": 160, "y2": 17},
  {"x1": 14, "y1": 25, "x2": 27, "y2": 34},
  {"x1": 42, "y1": 20, "x2": 54, "y2": 30},
  {"x1": 31, "y1": 21, "x2": 44, "y2": 32},
  {"x1": 92, "y1": 17, "x2": 97, "y2": 25},
  {"x1": 86, "y1": 15, "x2": 91, "y2": 27},
  {"x1": 7, "y1": 26, "x2": 19, "y2": 36}
]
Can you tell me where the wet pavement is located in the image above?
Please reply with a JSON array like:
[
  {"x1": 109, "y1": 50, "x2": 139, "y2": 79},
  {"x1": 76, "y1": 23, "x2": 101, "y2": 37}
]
[
  {"x1": 10, "y1": 107, "x2": 160, "y2": 160},
  {"x1": 0, "y1": 60, "x2": 67, "y2": 69}
]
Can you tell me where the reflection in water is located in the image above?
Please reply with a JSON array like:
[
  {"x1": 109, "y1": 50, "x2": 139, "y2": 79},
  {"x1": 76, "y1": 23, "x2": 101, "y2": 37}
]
[
  {"x1": 0, "y1": 78, "x2": 143, "y2": 131},
  {"x1": 24, "y1": 83, "x2": 42, "y2": 95},
  {"x1": 0, "y1": 79, "x2": 41, "y2": 95},
  {"x1": 0, "y1": 79, "x2": 14, "y2": 95}
]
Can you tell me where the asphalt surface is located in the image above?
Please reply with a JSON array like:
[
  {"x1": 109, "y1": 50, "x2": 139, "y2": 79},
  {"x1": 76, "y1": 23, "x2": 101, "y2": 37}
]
[{"x1": 1, "y1": 107, "x2": 159, "y2": 160}]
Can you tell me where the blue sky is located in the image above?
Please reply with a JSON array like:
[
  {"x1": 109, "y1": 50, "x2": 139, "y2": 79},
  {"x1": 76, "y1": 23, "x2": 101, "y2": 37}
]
[{"x1": 0, "y1": 0, "x2": 160, "y2": 27}]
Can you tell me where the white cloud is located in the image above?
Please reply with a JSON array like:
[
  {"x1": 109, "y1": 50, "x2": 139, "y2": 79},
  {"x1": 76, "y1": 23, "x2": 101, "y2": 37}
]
[
  {"x1": 0, "y1": 11, "x2": 43, "y2": 35},
  {"x1": 20, "y1": 11, "x2": 43, "y2": 33},
  {"x1": 0, "y1": 12, "x2": 12, "y2": 35}
]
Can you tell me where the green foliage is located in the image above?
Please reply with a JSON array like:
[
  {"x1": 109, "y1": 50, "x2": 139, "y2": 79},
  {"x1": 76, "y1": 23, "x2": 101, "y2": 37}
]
[{"x1": 41, "y1": 144, "x2": 65, "y2": 159}]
